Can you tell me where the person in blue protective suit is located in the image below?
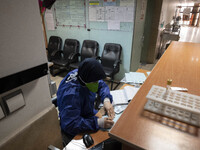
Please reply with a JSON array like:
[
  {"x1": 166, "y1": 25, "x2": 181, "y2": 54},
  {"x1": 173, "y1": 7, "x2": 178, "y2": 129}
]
[{"x1": 57, "y1": 58, "x2": 115, "y2": 145}]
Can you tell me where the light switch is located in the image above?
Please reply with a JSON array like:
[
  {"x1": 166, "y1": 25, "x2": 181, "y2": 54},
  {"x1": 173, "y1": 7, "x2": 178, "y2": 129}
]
[
  {"x1": 3, "y1": 90, "x2": 25, "y2": 114},
  {"x1": 0, "y1": 106, "x2": 5, "y2": 120},
  {"x1": 50, "y1": 81, "x2": 57, "y2": 96}
]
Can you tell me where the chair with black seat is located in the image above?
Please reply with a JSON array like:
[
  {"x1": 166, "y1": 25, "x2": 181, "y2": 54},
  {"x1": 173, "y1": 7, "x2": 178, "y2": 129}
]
[
  {"x1": 69, "y1": 40, "x2": 99, "y2": 70},
  {"x1": 100, "y1": 43, "x2": 122, "y2": 90},
  {"x1": 46, "y1": 36, "x2": 62, "y2": 62},
  {"x1": 51, "y1": 39, "x2": 80, "y2": 76}
]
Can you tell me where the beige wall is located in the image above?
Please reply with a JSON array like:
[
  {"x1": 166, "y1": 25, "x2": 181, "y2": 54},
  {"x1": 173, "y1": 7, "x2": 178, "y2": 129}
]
[
  {"x1": 0, "y1": 0, "x2": 55, "y2": 147},
  {"x1": 130, "y1": 0, "x2": 148, "y2": 71}
]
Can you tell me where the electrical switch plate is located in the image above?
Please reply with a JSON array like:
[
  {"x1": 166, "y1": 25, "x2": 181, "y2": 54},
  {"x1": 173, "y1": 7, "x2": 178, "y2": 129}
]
[
  {"x1": 0, "y1": 105, "x2": 5, "y2": 120},
  {"x1": 3, "y1": 90, "x2": 25, "y2": 114}
]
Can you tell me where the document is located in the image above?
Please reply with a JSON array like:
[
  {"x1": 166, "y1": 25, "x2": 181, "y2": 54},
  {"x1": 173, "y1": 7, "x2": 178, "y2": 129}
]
[
  {"x1": 45, "y1": 9, "x2": 55, "y2": 30},
  {"x1": 111, "y1": 86, "x2": 139, "y2": 105},
  {"x1": 111, "y1": 86, "x2": 139, "y2": 114}
]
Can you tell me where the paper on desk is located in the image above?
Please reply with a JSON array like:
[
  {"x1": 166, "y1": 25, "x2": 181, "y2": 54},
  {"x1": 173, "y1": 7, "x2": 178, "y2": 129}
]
[
  {"x1": 111, "y1": 86, "x2": 139, "y2": 105},
  {"x1": 110, "y1": 86, "x2": 139, "y2": 114},
  {"x1": 147, "y1": 71, "x2": 151, "y2": 76},
  {"x1": 125, "y1": 72, "x2": 146, "y2": 84},
  {"x1": 124, "y1": 86, "x2": 139, "y2": 100},
  {"x1": 64, "y1": 139, "x2": 87, "y2": 150}
]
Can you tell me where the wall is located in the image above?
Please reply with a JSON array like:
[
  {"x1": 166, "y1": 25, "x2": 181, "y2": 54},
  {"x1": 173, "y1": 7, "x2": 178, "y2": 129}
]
[
  {"x1": 141, "y1": 0, "x2": 163, "y2": 64},
  {"x1": 160, "y1": 0, "x2": 180, "y2": 27},
  {"x1": 0, "y1": 0, "x2": 52, "y2": 145},
  {"x1": 130, "y1": 0, "x2": 148, "y2": 71},
  {"x1": 46, "y1": 0, "x2": 136, "y2": 80},
  {"x1": 0, "y1": 1, "x2": 48, "y2": 78}
]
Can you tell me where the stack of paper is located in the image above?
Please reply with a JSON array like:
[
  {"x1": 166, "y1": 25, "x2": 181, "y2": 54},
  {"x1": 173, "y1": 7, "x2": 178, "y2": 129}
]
[{"x1": 121, "y1": 72, "x2": 147, "y2": 85}]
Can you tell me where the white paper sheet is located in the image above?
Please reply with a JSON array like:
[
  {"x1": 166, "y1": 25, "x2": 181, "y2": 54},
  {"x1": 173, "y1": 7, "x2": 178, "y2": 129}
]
[
  {"x1": 111, "y1": 86, "x2": 139, "y2": 105},
  {"x1": 45, "y1": 9, "x2": 55, "y2": 30},
  {"x1": 123, "y1": 86, "x2": 139, "y2": 100},
  {"x1": 115, "y1": 7, "x2": 125, "y2": 22},
  {"x1": 124, "y1": 7, "x2": 134, "y2": 22},
  {"x1": 110, "y1": 89, "x2": 127, "y2": 105},
  {"x1": 125, "y1": 72, "x2": 146, "y2": 84},
  {"x1": 64, "y1": 139, "x2": 86, "y2": 150},
  {"x1": 147, "y1": 71, "x2": 151, "y2": 76},
  {"x1": 105, "y1": 6, "x2": 115, "y2": 21},
  {"x1": 96, "y1": 7, "x2": 105, "y2": 21},
  {"x1": 89, "y1": 6, "x2": 97, "y2": 21}
]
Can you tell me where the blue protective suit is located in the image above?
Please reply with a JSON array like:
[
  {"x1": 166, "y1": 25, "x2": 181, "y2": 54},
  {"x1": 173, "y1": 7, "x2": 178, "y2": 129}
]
[{"x1": 57, "y1": 69, "x2": 113, "y2": 136}]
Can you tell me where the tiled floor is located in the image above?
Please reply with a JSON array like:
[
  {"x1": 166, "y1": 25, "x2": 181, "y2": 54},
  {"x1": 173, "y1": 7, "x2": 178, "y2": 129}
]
[{"x1": 179, "y1": 26, "x2": 200, "y2": 43}]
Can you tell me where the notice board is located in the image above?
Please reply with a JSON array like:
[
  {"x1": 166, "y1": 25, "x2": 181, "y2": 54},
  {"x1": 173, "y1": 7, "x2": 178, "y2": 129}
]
[{"x1": 54, "y1": 0, "x2": 86, "y2": 27}]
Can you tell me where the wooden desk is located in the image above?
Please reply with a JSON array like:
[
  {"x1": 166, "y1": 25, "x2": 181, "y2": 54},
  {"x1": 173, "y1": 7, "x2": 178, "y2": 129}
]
[{"x1": 109, "y1": 42, "x2": 200, "y2": 150}]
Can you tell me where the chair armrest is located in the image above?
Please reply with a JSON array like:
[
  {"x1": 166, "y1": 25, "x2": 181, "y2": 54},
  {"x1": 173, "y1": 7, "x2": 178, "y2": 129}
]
[
  {"x1": 48, "y1": 145, "x2": 60, "y2": 150},
  {"x1": 68, "y1": 52, "x2": 80, "y2": 60},
  {"x1": 91, "y1": 56, "x2": 101, "y2": 60},
  {"x1": 68, "y1": 52, "x2": 80, "y2": 63},
  {"x1": 96, "y1": 56, "x2": 101, "y2": 60},
  {"x1": 51, "y1": 50, "x2": 63, "y2": 57},
  {"x1": 113, "y1": 59, "x2": 121, "y2": 68}
]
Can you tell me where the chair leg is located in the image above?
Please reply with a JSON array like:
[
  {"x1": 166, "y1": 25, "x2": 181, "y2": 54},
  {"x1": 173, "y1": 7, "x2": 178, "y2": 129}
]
[
  {"x1": 113, "y1": 82, "x2": 120, "y2": 90},
  {"x1": 111, "y1": 80, "x2": 113, "y2": 90},
  {"x1": 110, "y1": 76, "x2": 120, "y2": 90}
]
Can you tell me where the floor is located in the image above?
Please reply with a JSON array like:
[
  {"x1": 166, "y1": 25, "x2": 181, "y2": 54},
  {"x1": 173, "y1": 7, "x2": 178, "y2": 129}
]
[{"x1": 179, "y1": 26, "x2": 200, "y2": 43}]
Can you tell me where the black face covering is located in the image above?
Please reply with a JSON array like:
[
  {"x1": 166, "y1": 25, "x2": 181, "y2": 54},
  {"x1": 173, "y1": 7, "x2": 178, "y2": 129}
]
[{"x1": 78, "y1": 58, "x2": 106, "y2": 85}]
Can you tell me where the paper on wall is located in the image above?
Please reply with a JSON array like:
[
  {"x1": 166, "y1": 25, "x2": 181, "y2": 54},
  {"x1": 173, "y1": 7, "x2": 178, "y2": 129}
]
[
  {"x1": 89, "y1": 6, "x2": 97, "y2": 21},
  {"x1": 45, "y1": 9, "x2": 55, "y2": 30}
]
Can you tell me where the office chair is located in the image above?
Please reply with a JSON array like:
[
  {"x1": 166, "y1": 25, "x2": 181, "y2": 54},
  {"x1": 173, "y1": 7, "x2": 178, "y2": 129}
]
[
  {"x1": 50, "y1": 39, "x2": 80, "y2": 76},
  {"x1": 100, "y1": 43, "x2": 122, "y2": 90},
  {"x1": 69, "y1": 40, "x2": 99, "y2": 70},
  {"x1": 46, "y1": 36, "x2": 62, "y2": 62}
]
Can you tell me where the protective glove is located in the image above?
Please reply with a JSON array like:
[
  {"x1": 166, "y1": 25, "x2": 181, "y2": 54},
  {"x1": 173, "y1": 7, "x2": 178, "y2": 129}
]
[
  {"x1": 98, "y1": 117, "x2": 114, "y2": 129},
  {"x1": 104, "y1": 98, "x2": 115, "y2": 119}
]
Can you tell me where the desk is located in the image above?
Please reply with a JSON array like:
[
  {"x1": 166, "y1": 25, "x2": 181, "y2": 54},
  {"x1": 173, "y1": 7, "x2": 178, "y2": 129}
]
[{"x1": 109, "y1": 42, "x2": 200, "y2": 150}]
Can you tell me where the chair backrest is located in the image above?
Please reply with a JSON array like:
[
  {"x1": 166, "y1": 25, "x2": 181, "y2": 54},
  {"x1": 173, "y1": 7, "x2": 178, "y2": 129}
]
[
  {"x1": 101, "y1": 43, "x2": 122, "y2": 70},
  {"x1": 63, "y1": 39, "x2": 80, "y2": 60},
  {"x1": 80, "y1": 40, "x2": 99, "y2": 61},
  {"x1": 48, "y1": 36, "x2": 62, "y2": 55}
]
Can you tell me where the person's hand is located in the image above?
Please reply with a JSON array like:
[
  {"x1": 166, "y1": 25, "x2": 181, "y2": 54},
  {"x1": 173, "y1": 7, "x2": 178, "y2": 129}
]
[
  {"x1": 104, "y1": 117, "x2": 114, "y2": 128},
  {"x1": 98, "y1": 117, "x2": 114, "y2": 129},
  {"x1": 104, "y1": 98, "x2": 115, "y2": 119}
]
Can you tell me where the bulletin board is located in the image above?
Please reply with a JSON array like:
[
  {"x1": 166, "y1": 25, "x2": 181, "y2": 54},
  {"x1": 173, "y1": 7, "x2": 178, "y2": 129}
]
[
  {"x1": 88, "y1": 0, "x2": 136, "y2": 32},
  {"x1": 54, "y1": 0, "x2": 86, "y2": 27}
]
